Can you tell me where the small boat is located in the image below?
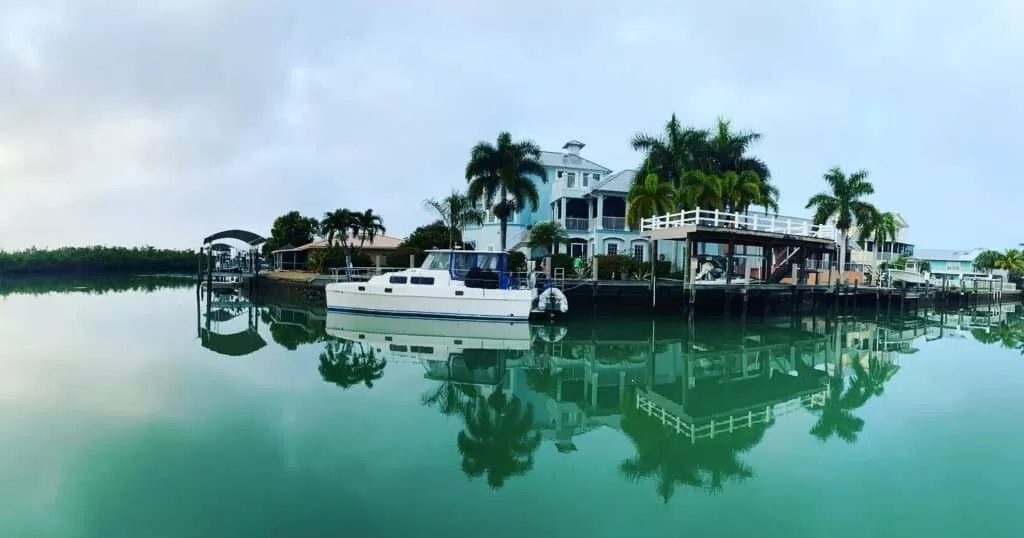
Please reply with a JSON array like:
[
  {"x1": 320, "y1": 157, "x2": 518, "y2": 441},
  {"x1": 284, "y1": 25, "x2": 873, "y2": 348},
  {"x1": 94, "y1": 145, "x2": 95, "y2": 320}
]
[{"x1": 325, "y1": 249, "x2": 566, "y2": 321}]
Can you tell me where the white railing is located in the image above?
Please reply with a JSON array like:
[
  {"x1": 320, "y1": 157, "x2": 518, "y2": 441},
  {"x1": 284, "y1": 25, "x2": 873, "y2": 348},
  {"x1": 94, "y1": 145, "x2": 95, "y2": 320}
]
[
  {"x1": 641, "y1": 208, "x2": 838, "y2": 242},
  {"x1": 564, "y1": 217, "x2": 590, "y2": 232},
  {"x1": 602, "y1": 216, "x2": 626, "y2": 231}
]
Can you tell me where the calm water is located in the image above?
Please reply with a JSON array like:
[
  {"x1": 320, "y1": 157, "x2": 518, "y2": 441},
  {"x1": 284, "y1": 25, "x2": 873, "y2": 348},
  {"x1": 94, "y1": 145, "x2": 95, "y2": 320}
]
[{"x1": 2, "y1": 279, "x2": 1024, "y2": 537}]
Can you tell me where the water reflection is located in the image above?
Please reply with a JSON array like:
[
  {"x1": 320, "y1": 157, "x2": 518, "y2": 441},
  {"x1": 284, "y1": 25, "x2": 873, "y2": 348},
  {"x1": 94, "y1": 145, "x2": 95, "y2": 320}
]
[
  {"x1": 197, "y1": 289, "x2": 266, "y2": 357},
  {"x1": 216, "y1": 301, "x2": 1024, "y2": 502}
]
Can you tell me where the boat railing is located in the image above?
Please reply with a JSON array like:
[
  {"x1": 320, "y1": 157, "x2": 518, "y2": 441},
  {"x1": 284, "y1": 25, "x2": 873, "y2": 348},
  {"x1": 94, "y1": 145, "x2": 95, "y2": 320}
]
[{"x1": 328, "y1": 266, "x2": 410, "y2": 282}]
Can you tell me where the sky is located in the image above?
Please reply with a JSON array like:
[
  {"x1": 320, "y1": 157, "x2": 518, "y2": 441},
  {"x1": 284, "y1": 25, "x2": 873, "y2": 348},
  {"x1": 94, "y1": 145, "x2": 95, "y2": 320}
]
[{"x1": 0, "y1": 0, "x2": 1022, "y2": 252}]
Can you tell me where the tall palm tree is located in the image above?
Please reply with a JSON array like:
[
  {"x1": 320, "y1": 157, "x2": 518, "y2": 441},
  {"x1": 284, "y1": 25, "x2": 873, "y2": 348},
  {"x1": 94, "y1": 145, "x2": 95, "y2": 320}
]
[
  {"x1": 626, "y1": 173, "x2": 677, "y2": 229},
  {"x1": 423, "y1": 190, "x2": 486, "y2": 249},
  {"x1": 465, "y1": 132, "x2": 548, "y2": 251},
  {"x1": 457, "y1": 388, "x2": 542, "y2": 489},
  {"x1": 527, "y1": 221, "x2": 569, "y2": 256},
  {"x1": 995, "y1": 248, "x2": 1024, "y2": 276},
  {"x1": 354, "y1": 209, "x2": 386, "y2": 250},
  {"x1": 704, "y1": 117, "x2": 778, "y2": 213},
  {"x1": 321, "y1": 209, "x2": 357, "y2": 250},
  {"x1": 676, "y1": 170, "x2": 723, "y2": 210},
  {"x1": 631, "y1": 114, "x2": 709, "y2": 185},
  {"x1": 805, "y1": 167, "x2": 877, "y2": 285}
]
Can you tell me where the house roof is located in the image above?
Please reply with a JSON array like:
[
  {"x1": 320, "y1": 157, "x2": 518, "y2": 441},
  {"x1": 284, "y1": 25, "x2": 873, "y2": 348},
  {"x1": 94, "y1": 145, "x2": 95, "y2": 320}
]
[
  {"x1": 586, "y1": 169, "x2": 637, "y2": 195},
  {"x1": 538, "y1": 151, "x2": 611, "y2": 173},
  {"x1": 913, "y1": 248, "x2": 985, "y2": 261},
  {"x1": 293, "y1": 235, "x2": 403, "y2": 252}
]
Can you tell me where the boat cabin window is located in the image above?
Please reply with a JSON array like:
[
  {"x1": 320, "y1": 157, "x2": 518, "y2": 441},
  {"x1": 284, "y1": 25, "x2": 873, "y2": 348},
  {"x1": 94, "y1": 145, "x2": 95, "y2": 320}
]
[
  {"x1": 410, "y1": 276, "x2": 434, "y2": 285},
  {"x1": 389, "y1": 275, "x2": 408, "y2": 284}
]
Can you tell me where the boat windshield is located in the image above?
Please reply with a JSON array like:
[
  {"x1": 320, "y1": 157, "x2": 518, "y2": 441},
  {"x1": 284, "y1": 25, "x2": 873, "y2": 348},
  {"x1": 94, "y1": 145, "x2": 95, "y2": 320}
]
[{"x1": 421, "y1": 252, "x2": 450, "y2": 270}]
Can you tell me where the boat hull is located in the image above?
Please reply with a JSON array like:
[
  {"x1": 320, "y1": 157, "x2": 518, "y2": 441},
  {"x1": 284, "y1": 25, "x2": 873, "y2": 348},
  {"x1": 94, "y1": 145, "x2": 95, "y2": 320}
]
[{"x1": 325, "y1": 282, "x2": 535, "y2": 321}]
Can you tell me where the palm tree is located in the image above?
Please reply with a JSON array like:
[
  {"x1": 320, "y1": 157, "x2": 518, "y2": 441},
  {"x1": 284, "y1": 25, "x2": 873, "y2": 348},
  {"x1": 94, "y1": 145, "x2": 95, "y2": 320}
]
[
  {"x1": 676, "y1": 170, "x2": 723, "y2": 210},
  {"x1": 457, "y1": 388, "x2": 542, "y2": 489},
  {"x1": 806, "y1": 374, "x2": 867, "y2": 443},
  {"x1": 631, "y1": 114, "x2": 709, "y2": 185},
  {"x1": 321, "y1": 209, "x2": 357, "y2": 251},
  {"x1": 704, "y1": 117, "x2": 778, "y2": 213},
  {"x1": 527, "y1": 221, "x2": 569, "y2": 256},
  {"x1": 995, "y1": 248, "x2": 1024, "y2": 276},
  {"x1": 354, "y1": 209, "x2": 386, "y2": 250},
  {"x1": 805, "y1": 167, "x2": 877, "y2": 285},
  {"x1": 718, "y1": 170, "x2": 764, "y2": 214},
  {"x1": 465, "y1": 132, "x2": 548, "y2": 251},
  {"x1": 423, "y1": 190, "x2": 486, "y2": 249},
  {"x1": 626, "y1": 173, "x2": 677, "y2": 229}
]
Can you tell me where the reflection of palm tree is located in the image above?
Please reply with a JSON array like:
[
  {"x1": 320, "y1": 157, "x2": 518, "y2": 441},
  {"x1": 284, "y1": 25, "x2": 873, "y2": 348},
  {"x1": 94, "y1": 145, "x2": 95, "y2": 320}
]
[
  {"x1": 421, "y1": 381, "x2": 479, "y2": 417},
  {"x1": 318, "y1": 340, "x2": 387, "y2": 390},
  {"x1": 806, "y1": 374, "x2": 866, "y2": 443},
  {"x1": 457, "y1": 388, "x2": 542, "y2": 489},
  {"x1": 619, "y1": 389, "x2": 762, "y2": 503}
]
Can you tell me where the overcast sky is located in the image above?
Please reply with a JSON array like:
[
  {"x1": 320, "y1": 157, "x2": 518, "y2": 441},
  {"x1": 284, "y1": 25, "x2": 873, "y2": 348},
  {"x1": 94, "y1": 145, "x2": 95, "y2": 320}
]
[{"x1": 1, "y1": 0, "x2": 1021, "y2": 251}]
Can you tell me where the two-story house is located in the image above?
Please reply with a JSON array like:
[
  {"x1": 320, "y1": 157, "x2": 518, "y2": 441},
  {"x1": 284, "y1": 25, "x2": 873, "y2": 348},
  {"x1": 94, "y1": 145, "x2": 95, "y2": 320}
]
[
  {"x1": 832, "y1": 213, "x2": 914, "y2": 268},
  {"x1": 911, "y1": 248, "x2": 1009, "y2": 284},
  {"x1": 463, "y1": 140, "x2": 683, "y2": 266}
]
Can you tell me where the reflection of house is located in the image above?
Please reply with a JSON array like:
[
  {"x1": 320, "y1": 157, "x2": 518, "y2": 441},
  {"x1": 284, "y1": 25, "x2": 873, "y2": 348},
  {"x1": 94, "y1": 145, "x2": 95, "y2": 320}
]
[{"x1": 271, "y1": 235, "x2": 403, "y2": 271}]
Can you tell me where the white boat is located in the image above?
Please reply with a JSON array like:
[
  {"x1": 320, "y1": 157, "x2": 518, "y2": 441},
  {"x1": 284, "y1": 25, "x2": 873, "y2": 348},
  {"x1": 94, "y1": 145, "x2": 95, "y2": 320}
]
[{"x1": 325, "y1": 249, "x2": 563, "y2": 321}]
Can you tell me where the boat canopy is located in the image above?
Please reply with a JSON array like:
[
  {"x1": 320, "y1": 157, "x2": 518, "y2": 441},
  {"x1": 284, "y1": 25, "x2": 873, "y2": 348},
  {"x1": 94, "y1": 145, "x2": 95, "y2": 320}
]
[{"x1": 420, "y1": 250, "x2": 515, "y2": 289}]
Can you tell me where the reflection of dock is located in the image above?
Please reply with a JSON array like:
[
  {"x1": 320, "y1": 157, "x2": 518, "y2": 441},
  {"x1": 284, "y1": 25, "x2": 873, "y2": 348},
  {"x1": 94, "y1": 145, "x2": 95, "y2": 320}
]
[{"x1": 637, "y1": 388, "x2": 826, "y2": 442}]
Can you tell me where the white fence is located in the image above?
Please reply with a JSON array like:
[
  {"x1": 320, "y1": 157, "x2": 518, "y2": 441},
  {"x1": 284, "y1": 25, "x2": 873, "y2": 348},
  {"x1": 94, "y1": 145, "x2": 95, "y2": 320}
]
[{"x1": 641, "y1": 208, "x2": 838, "y2": 242}]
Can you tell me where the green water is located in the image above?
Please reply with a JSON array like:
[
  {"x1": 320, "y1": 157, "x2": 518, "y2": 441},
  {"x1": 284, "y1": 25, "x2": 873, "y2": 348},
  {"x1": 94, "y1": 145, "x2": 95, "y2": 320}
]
[{"x1": 2, "y1": 280, "x2": 1024, "y2": 537}]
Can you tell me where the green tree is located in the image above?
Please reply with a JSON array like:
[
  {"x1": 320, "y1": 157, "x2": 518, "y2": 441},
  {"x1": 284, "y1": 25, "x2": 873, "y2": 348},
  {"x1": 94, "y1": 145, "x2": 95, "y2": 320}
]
[
  {"x1": 626, "y1": 172, "x2": 677, "y2": 229},
  {"x1": 423, "y1": 190, "x2": 486, "y2": 249},
  {"x1": 400, "y1": 221, "x2": 453, "y2": 252},
  {"x1": 858, "y1": 208, "x2": 898, "y2": 265},
  {"x1": 354, "y1": 209, "x2": 387, "y2": 250},
  {"x1": 704, "y1": 117, "x2": 777, "y2": 213},
  {"x1": 805, "y1": 167, "x2": 877, "y2": 284},
  {"x1": 465, "y1": 132, "x2": 548, "y2": 251},
  {"x1": 974, "y1": 250, "x2": 1003, "y2": 271},
  {"x1": 263, "y1": 211, "x2": 321, "y2": 257},
  {"x1": 995, "y1": 249, "x2": 1024, "y2": 282},
  {"x1": 527, "y1": 221, "x2": 569, "y2": 255},
  {"x1": 631, "y1": 114, "x2": 709, "y2": 186}
]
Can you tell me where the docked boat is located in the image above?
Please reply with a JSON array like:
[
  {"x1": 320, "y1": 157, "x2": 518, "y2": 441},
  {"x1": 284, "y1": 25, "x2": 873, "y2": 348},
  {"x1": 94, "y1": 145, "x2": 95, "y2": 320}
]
[{"x1": 324, "y1": 249, "x2": 568, "y2": 320}]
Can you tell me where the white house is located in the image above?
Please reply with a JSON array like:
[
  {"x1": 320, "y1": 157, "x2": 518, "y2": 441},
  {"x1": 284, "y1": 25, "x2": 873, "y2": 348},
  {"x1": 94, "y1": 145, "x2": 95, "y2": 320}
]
[{"x1": 462, "y1": 140, "x2": 685, "y2": 267}]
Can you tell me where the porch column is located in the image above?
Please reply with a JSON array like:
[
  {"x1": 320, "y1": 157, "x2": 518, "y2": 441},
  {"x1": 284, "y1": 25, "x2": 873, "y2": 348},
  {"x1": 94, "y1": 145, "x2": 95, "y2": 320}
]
[
  {"x1": 560, "y1": 198, "x2": 567, "y2": 224},
  {"x1": 597, "y1": 195, "x2": 605, "y2": 230}
]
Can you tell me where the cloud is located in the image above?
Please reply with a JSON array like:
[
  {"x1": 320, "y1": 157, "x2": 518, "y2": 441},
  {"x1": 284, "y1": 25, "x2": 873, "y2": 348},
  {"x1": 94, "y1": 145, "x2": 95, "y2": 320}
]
[{"x1": 0, "y1": 0, "x2": 1022, "y2": 250}]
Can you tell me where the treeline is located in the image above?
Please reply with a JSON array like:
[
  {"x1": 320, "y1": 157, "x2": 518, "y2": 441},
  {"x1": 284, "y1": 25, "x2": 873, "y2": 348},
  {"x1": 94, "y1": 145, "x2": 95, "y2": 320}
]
[{"x1": 0, "y1": 246, "x2": 198, "y2": 276}]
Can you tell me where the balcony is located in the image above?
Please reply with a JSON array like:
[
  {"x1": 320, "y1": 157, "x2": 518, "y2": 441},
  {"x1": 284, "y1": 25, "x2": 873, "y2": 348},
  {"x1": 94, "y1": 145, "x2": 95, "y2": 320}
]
[
  {"x1": 602, "y1": 217, "x2": 626, "y2": 231},
  {"x1": 564, "y1": 217, "x2": 590, "y2": 232}
]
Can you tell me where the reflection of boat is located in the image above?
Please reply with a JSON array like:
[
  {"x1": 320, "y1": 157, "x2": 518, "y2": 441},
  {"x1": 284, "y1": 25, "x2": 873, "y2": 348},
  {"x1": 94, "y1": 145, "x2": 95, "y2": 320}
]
[
  {"x1": 324, "y1": 312, "x2": 532, "y2": 362},
  {"x1": 325, "y1": 249, "x2": 557, "y2": 321}
]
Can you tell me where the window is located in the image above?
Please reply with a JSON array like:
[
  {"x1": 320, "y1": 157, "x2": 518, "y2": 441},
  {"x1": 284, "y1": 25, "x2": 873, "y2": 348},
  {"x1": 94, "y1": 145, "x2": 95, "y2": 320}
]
[
  {"x1": 557, "y1": 170, "x2": 564, "y2": 178},
  {"x1": 389, "y1": 275, "x2": 407, "y2": 284},
  {"x1": 592, "y1": 173, "x2": 600, "y2": 182},
  {"x1": 389, "y1": 344, "x2": 408, "y2": 352},
  {"x1": 607, "y1": 243, "x2": 618, "y2": 255},
  {"x1": 410, "y1": 276, "x2": 435, "y2": 285},
  {"x1": 410, "y1": 345, "x2": 434, "y2": 354},
  {"x1": 567, "y1": 172, "x2": 576, "y2": 188},
  {"x1": 583, "y1": 173, "x2": 589, "y2": 187},
  {"x1": 633, "y1": 244, "x2": 644, "y2": 262}
]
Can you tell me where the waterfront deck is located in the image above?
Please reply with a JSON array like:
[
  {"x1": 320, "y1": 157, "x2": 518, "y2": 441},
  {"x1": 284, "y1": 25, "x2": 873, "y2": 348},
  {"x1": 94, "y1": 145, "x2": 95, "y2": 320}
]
[{"x1": 640, "y1": 208, "x2": 838, "y2": 247}]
